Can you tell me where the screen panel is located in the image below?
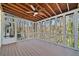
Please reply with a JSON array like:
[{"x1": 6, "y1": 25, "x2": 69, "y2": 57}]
[{"x1": 66, "y1": 14, "x2": 74, "y2": 48}]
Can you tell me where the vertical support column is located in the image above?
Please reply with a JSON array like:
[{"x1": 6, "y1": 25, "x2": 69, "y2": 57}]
[
  {"x1": 0, "y1": 3, "x2": 2, "y2": 47},
  {"x1": 0, "y1": 4, "x2": 4, "y2": 46},
  {"x1": 33, "y1": 22, "x2": 35, "y2": 39},
  {"x1": 49, "y1": 19, "x2": 51, "y2": 42},
  {"x1": 21, "y1": 20, "x2": 22, "y2": 40},
  {"x1": 34, "y1": 22, "x2": 35, "y2": 39},
  {"x1": 27, "y1": 21, "x2": 28, "y2": 39},
  {"x1": 63, "y1": 15, "x2": 66, "y2": 46},
  {"x1": 22, "y1": 21, "x2": 25, "y2": 40},
  {"x1": 35, "y1": 22, "x2": 37, "y2": 39},
  {"x1": 31, "y1": 22, "x2": 33, "y2": 39},
  {"x1": 43, "y1": 21, "x2": 45, "y2": 40},
  {"x1": 54, "y1": 17, "x2": 56, "y2": 44},
  {"x1": 21, "y1": 20, "x2": 23, "y2": 40},
  {"x1": 15, "y1": 18, "x2": 17, "y2": 42},
  {"x1": 73, "y1": 11, "x2": 78, "y2": 49},
  {"x1": 26, "y1": 21, "x2": 28, "y2": 40}
]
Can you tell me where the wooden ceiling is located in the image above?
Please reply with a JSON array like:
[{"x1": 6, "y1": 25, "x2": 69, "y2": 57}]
[{"x1": 1, "y1": 3, "x2": 78, "y2": 22}]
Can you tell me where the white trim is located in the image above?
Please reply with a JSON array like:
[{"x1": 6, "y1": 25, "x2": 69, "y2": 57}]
[
  {"x1": 63, "y1": 15, "x2": 66, "y2": 46},
  {"x1": 0, "y1": 6, "x2": 1, "y2": 47},
  {"x1": 67, "y1": 3, "x2": 69, "y2": 11},
  {"x1": 73, "y1": 11, "x2": 78, "y2": 49}
]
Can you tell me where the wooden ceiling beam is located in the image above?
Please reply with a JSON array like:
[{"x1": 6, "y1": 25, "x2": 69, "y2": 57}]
[
  {"x1": 10, "y1": 4, "x2": 44, "y2": 21},
  {"x1": 10, "y1": 4, "x2": 46, "y2": 19},
  {"x1": 67, "y1": 3, "x2": 69, "y2": 11},
  {"x1": 56, "y1": 3, "x2": 62, "y2": 13},
  {"x1": 0, "y1": 3, "x2": 3, "y2": 11},
  {"x1": 16, "y1": 3, "x2": 44, "y2": 21},
  {"x1": 38, "y1": 15, "x2": 44, "y2": 19},
  {"x1": 7, "y1": 3, "x2": 34, "y2": 18},
  {"x1": 35, "y1": 3, "x2": 48, "y2": 20},
  {"x1": 37, "y1": 4, "x2": 51, "y2": 17},
  {"x1": 78, "y1": 3, "x2": 79, "y2": 8},
  {"x1": 3, "y1": 7, "x2": 25, "y2": 18},
  {"x1": 33, "y1": 15, "x2": 42, "y2": 21},
  {"x1": 3, "y1": 7, "x2": 35, "y2": 21},
  {"x1": 26, "y1": 3, "x2": 45, "y2": 20},
  {"x1": 34, "y1": 15, "x2": 44, "y2": 21},
  {"x1": 15, "y1": 3, "x2": 31, "y2": 11},
  {"x1": 2, "y1": 4, "x2": 36, "y2": 21},
  {"x1": 2, "y1": 4, "x2": 31, "y2": 17},
  {"x1": 46, "y1": 3, "x2": 56, "y2": 15},
  {"x1": 37, "y1": 15, "x2": 44, "y2": 21},
  {"x1": 16, "y1": 3, "x2": 42, "y2": 21},
  {"x1": 2, "y1": 4, "x2": 27, "y2": 16},
  {"x1": 3, "y1": 4, "x2": 40, "y2": 21},
  {"x1": 1, "y1": 3, "x2": 78, "y2": 22},
  {"x1": 24, "y1": 3, "x2": 34, "y2": 10},
  {"x1": 37, "y1": 12, "x2": 46, "y2": 19}
]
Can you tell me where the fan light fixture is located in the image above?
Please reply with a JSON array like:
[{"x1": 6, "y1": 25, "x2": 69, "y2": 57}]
[
  {"x1": 34, "y1": 12, "x2": 38, "y2": 16},
  {"x1": 26, "y1": 4, "x2": 44, "y2": 16}
]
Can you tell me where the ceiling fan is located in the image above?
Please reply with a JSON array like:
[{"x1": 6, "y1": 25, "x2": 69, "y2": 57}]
[{"x1": 26, "y1": 5, "x2": 44, "y2": 16}]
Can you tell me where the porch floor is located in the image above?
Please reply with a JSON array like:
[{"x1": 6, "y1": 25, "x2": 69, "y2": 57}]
[{"x1": 0, "y1": 39, "x2": 79, "y2": 56}]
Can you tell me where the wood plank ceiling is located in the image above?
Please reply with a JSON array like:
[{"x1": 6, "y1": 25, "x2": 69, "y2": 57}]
[{"x1": 1, "y1": 3, "x2": 78, "y2": 22}]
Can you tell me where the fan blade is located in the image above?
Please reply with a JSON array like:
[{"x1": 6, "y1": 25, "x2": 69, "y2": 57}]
[
  {"x1": 30, "y1": 5, "x2": 35, "y2": 11},
  {"x1": 38, "y1": 8, "x2": 45, "y2": 12},
  {"x1": 26, "y1": 11, "x2": 34, "y2": 13},
  {"x1": 33, "y1": 13, "x2": 36, "y2": 16}
]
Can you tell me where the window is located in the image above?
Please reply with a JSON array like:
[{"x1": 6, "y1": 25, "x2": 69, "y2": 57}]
[
  {"x1": 28, "y1": 22, "x2": 33, "y2": 39},
  {"x1": 45, "y1": 20, "x2": 50, "y2": 40},
  {"x1": 54, "y1": 18, "x2": 61, "y2": 44},
  {"x1": 23, "y1": 21, "x2": 27, "y2": 39},
  {"x1": 77, "y1": 12, "x2": 79, "y2": 48},
  {"x1": 77, "y1": 18, "x2": 79, "y2": 48},
  {"x1": 36, "y1": 22, "x2": 41, "y2": 39},
  {"x1": 24, "y1": 21, "x2": 28, "y2": 38},
  {"x1": 4, "y1": 17, "x2": 15, "y2": 38},
  {"x1": 42, "y1": 21, "x2": 45, "y2": 39},
  {"x1": 50, "y1": 17, "x2": 64, "y2": 44},
  {"x1": 66, "y1": 14, "x2": 74, "y2": 48},
  {"x1": 56, "y1": 17, "x2": 64, "y2": 44},
  {"x1": 38, "y1": 22, "x2": 42, "y2": 39},
  {"x1": 50, "y1": 18, "x2": 56, "y2": 43}
]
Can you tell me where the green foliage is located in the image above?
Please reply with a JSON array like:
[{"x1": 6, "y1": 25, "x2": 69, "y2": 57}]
[
  {"x1": 66, "y1": 19, "x2": 74, "y2": 47},
  {"x1": 67, "y1": 20, "x2": 73, "y2": 34}
]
